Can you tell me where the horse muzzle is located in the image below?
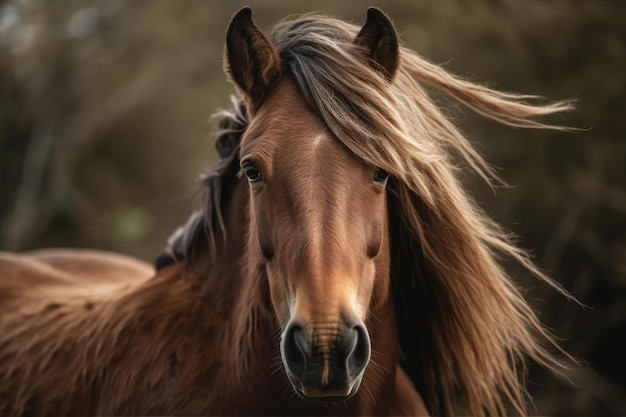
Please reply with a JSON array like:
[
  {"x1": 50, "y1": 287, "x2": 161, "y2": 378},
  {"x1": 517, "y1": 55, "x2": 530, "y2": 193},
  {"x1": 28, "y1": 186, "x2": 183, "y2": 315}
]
[{"x1": 280, "y1": 319, "x2": 371, "y2": 401}]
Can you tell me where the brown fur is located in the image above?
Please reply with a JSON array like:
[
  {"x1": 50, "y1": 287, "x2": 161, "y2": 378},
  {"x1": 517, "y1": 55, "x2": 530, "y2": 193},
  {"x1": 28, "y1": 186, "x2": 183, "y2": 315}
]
[{"x1": 0, "y1": 7, "x2": 575, "y2": 416}]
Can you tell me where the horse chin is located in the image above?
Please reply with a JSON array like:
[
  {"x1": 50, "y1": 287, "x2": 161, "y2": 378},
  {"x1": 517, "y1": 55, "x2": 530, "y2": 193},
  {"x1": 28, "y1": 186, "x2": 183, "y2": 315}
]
[{"x1": 289, "y1": 375, "x2": 363, "y2": 403}]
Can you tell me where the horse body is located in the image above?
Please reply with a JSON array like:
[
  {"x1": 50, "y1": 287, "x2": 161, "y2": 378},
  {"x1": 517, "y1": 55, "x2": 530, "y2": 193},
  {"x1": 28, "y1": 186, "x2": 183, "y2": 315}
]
[
  {"x1": 0, "y1": 249, "x2": 265, "y2": 415},
  {"x1": 1, "y1": 7, "x2": 574, "y2": 416}
]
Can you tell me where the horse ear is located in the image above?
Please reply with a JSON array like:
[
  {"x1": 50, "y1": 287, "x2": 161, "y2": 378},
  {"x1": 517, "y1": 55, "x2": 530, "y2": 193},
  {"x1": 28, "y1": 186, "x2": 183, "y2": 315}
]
[
  {"x1": 225, "y1": 7, "x2": 282, "y2": 111},
  {"x1": 354, "y1": 7, "x2": 400, "y2": 80}
]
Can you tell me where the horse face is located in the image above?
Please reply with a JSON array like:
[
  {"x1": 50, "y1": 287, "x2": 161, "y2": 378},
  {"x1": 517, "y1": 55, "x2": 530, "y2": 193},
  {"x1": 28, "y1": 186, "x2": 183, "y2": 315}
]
[
  {"x1": 226, "y1": 6, "x2": 398, "y2": 402},
  {"x1": 239, "y1": 79, "x2": 391, "y2": 400}
]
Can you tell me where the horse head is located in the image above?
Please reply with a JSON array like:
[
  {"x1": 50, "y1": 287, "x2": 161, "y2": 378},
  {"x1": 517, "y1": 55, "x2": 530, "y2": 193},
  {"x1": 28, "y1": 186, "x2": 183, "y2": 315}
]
[{"x1": 225, "y1": 7, "x2": 399, "y2": 401}]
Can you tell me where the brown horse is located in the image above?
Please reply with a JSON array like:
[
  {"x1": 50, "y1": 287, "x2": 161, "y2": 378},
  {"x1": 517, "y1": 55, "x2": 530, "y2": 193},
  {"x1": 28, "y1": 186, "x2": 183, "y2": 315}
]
[{"x1": 0, "y1": 7, "x2": 576, "y2": 416}]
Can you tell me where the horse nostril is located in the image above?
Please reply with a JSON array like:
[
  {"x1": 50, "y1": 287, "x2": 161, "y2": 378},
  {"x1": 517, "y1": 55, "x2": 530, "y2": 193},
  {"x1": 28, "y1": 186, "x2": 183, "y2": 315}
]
[
  {"x1": 347, "y1": 324, "x2": 371, "y2": 377},
  {"x1": 281, "y1": 320, "x2": 370, "y2": 398},
  {"x1": 282, "y1": 323, "x2": 308, "y2": 378}
]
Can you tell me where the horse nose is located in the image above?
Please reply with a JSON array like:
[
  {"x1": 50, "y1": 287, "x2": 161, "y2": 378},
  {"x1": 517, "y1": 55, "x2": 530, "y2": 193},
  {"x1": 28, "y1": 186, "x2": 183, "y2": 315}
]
[
  {"x1": 282, "y1": 322, "x2": 309, "y2": 380},
  {"x1": 281, "y1": 320, "x2": 371, "y2": 399},
  {"x1": 347, "y1": 323, "x2": 371, "y2": 377}
]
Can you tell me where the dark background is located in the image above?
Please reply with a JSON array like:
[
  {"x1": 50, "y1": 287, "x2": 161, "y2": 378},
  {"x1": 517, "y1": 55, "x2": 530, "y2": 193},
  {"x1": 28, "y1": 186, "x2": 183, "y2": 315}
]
[{"x1": 1, "y1": 1, "x2": 624, "y2": 414}]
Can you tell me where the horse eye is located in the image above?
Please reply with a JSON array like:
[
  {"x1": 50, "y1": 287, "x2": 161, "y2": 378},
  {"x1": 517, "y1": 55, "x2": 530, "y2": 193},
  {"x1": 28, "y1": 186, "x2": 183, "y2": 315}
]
[
  {"x1": 242, "y1": 161, "x2": 262, "y2": 183},
  {"x1": 373, "y1": 169, "x2": 389, "y2": 183}
]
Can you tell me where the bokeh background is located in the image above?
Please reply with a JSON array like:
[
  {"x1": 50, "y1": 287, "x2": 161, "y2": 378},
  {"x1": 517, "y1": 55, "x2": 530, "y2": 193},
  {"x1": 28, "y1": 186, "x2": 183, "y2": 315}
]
[{"x1": 1, "y1": 0, "x2": 624, "y2": 414}]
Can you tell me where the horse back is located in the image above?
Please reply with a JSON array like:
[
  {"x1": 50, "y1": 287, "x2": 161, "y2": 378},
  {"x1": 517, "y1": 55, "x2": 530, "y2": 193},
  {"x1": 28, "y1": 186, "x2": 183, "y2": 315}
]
[{"x1": 0, "y1": 249, "x2": 154, "y2": 297}]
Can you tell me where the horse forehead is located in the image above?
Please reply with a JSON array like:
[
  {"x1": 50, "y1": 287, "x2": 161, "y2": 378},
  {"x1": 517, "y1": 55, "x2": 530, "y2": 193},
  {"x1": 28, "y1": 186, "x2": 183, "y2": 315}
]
[
  {"x1": 245, "y1": 79, "x2": 321, "y2": 137},
  {"x1": 282, "y1": 129, "x2": 345, "y2": 165},
  {"x1": 283, "y1": 134, "x2": 366, "y2": 197},
  {"x1": 244, "y1": 80, "x2": 364, "y2": 177},
  {"x1": 244, "y1": 79, "x2": 357, "y2": 169}
]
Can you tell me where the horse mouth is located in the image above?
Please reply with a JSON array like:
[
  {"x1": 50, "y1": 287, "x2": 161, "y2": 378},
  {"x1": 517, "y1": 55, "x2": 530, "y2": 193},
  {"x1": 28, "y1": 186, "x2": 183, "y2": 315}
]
[
  {"x1": 293, "y1": 387, "x2": 358, "y2": 403},
  {"x1": 290, "y1": 376, "x2": 362, "y2": 403}
]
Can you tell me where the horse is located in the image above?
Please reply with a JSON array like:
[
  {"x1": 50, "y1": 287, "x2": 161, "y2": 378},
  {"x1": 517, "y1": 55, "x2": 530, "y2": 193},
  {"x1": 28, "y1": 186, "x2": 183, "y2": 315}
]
[{"x1": 0, "y1": 7, "x2": 576, "y2": 416}]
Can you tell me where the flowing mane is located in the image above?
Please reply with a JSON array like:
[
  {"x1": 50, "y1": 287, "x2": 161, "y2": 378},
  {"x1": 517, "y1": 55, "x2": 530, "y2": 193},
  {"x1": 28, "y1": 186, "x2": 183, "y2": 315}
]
[
  {"x1": 155, "y1": 96, "x2": 247, "y2": 271},
  {"x1": 158, "y1": 13, "x2": 575, "y2": 416}
]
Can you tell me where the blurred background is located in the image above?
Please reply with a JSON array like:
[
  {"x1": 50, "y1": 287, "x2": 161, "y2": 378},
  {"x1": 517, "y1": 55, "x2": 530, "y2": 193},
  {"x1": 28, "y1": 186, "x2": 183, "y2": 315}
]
[{"x1": 0, "y1": 0, "x2": 624, "y2": 414}]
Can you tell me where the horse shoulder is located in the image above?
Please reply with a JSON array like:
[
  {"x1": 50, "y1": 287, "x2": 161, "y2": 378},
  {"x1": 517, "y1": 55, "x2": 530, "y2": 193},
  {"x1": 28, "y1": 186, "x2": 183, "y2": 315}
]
[{"x1": 0, "y1": 251, "x2": 165, "y2": 416}]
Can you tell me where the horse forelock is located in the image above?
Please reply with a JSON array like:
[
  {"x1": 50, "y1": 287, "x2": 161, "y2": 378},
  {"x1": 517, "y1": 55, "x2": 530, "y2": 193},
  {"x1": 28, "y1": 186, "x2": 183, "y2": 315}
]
[
  {"x1": 155, "y1": 96, "x2": 248, "y2": 271},
  {"x1": 266, "y1": 14, "x2": 576, "y2": 417}
]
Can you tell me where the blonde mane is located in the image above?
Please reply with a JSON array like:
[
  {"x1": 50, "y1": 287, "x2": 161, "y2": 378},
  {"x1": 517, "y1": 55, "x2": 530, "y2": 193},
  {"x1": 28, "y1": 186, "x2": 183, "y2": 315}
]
[{"x1": 269, "y1": 15, "x2": 576, "y2": 416}]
